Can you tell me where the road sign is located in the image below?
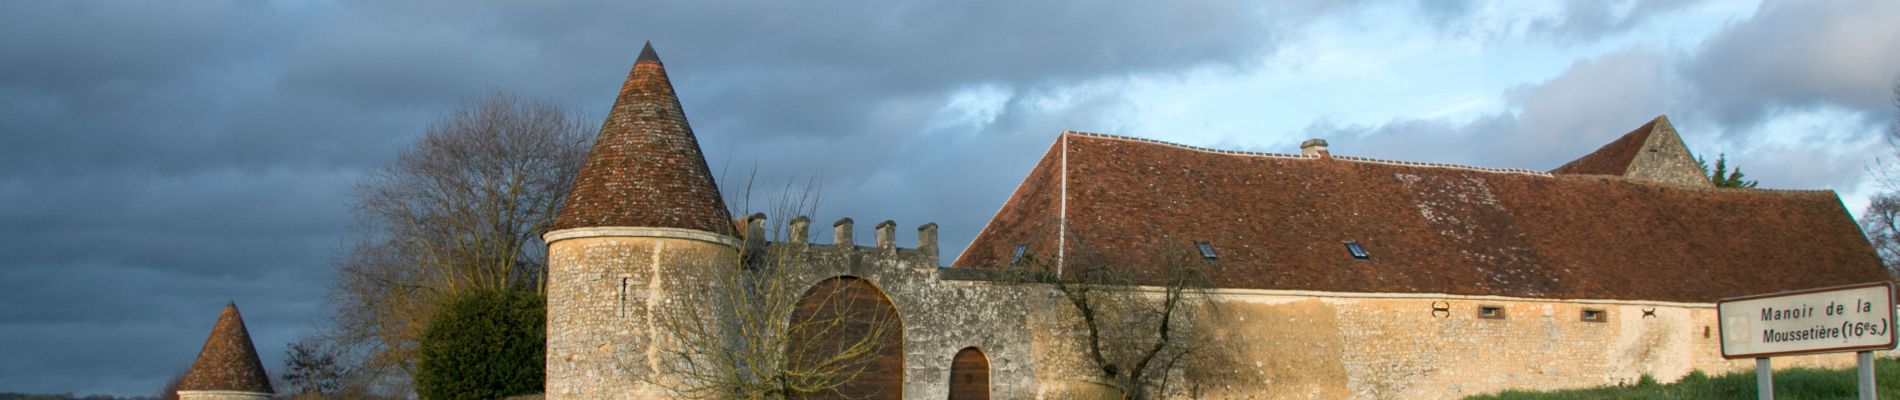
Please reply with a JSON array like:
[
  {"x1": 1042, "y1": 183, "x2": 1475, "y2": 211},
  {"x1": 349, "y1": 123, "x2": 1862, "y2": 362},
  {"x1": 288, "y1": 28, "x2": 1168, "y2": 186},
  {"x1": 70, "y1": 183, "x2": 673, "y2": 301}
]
[{"x1": 1718, "y1": 282, "x2": 1896, "y2": 359}]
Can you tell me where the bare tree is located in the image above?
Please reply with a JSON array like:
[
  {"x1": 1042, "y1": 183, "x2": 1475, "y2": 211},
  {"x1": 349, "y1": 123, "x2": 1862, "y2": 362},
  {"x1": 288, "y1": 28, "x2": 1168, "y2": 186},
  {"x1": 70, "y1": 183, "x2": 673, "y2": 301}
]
[
  {"x1": 324, "y1": 92, "x2": 591, "y2": 387},
  {"x1": 643, "y1": 178, "x2": 901, "y2": 399},
  {"x1": 1861, "y1": 194, "x2": 1900, "y2": 275},
  {"x1": 156, "y1": 368, "x2": 185, "y2": 400},
  {"x1": 1015, "y1": 238, "x2": 1231, "y2": 400},
  {"x1": 1866, "y1": 76, "x2": 1900, "y2": 273},
  {"x1": 279, "y1": 338, "x2": 350, "y2": 398}
]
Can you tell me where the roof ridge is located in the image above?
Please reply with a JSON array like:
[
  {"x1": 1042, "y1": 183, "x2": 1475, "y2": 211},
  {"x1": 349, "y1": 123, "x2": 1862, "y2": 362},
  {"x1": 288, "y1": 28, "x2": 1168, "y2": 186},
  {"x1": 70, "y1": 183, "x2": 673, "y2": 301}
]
[
  {"x1": 1064, "y1": 131, "x2": 1313, "y2": 159},
  {"x1": 1553, "y1": 173, "x2": 1837, "y2": 195},
  {"x1": 1064, "y1": 131, "x2": 1554, "y2": 177}
]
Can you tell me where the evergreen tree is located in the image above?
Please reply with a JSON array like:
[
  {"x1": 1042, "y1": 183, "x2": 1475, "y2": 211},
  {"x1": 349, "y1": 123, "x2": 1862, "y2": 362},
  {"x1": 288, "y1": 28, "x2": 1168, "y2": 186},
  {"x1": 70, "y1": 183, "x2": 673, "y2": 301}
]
[{"x1": 1697, "y1": 153, "x2": 1758, "y2": 188}]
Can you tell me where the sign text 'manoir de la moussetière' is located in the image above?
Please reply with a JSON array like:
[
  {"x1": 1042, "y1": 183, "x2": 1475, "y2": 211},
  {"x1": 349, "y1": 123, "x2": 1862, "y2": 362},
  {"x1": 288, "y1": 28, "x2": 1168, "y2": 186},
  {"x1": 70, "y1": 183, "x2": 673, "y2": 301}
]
[{"x1": 1718, "y1": 282, "x2": 1896, "y2": 359}]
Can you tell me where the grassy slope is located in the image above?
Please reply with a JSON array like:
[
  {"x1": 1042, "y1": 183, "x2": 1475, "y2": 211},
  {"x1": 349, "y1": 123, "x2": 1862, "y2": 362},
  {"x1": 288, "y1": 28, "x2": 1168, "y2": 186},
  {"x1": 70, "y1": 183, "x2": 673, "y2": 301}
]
[{"x1": 1467, "y1": 357, "x2": 1900, "y2": 400}]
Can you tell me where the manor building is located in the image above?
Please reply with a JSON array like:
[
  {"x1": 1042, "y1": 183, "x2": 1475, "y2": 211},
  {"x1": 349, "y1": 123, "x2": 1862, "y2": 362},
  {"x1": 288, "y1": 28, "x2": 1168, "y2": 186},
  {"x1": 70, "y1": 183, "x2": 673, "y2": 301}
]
[{"x1": 540, "y1": 43, "x2": 1892, "y2": 399}]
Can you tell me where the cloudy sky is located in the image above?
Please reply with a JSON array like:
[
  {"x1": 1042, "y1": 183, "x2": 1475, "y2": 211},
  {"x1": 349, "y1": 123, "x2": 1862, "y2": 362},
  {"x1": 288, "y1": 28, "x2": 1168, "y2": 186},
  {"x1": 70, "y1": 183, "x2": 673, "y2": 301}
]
[{"x1": 3, "y1": 0, "x2": 1898, "y2": 395}]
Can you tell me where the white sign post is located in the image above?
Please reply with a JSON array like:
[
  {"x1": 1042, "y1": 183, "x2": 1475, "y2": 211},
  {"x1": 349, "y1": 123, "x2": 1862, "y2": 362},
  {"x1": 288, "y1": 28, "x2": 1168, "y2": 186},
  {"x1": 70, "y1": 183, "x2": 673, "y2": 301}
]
[{"x1": 1719, "y1": 282, "x2": 1896, "y2": 400}]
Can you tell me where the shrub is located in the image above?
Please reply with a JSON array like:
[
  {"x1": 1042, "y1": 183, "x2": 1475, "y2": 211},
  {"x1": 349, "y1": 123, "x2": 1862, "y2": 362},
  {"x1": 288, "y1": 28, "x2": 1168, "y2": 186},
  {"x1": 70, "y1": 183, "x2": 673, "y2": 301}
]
[{"x1": 416, "y1": 289, "x2": 545, "y2": 400}]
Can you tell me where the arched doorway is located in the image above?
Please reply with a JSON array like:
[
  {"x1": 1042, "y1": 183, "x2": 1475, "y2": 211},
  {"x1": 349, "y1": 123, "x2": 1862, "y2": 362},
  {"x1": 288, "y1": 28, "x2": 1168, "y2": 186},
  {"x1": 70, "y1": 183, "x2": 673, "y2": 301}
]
[
  {"x1": 947, "y1": 347, "x2": 991, "y2": 400},
  {"x1": 788, "y1": 276, "x2": 905, "y2": 399}
]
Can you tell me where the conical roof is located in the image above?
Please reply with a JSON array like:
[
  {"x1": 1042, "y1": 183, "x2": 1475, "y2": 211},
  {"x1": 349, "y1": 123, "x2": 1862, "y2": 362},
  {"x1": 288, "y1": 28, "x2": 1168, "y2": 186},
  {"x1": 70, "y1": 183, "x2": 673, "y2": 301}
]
[
  {"x1": 552, "y1": 42, "x2": 733, "y2": 234},
  {"x1": 178, "y1": 302, "x2": 273, "y2": 394}
]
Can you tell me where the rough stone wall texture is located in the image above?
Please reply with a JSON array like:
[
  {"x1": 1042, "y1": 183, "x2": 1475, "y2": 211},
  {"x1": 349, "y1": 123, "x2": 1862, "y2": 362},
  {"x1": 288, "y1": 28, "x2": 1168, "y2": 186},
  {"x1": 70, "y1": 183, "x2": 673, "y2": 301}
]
[
  {"x1": 544, "y1": 235, "x2": 735, "y2": 399},
  {"x1": 1623, "y1": 119, "x2": 1712, "y2": 188},
  {"x1": 545, "y1": 226, "x2": 1881, "y2": 400},
  {"x1": 1170, "y1": 293, "x2": 1887, "y2": 400},
  {"x1": 767, "y1": 230, "x2": 1043, "y2": 400},
  {"x1": 175, "y1": 391, "x2": 270, "y2": 400}
]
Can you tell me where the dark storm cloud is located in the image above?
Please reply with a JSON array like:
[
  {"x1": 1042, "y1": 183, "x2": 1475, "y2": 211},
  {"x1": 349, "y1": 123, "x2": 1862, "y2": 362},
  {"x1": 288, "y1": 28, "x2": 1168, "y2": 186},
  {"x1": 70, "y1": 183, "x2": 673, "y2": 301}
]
[
  {"x1": 1312, "y1": 0, "x2": 1900, "y2": 195},
  {"x1": 1529, "y1": 0, "x2": 1703, "y2": 44},
  {"x1": 1413, "y1": 0, "x2": 1702, "y2": 43},
  {"x1": 0, "y1": 0, "x2": 1373, "y2": 395},
  {"x1": 1683, "y1": 0, "x2": 1900, "y2": 132},
  {"x1": 1311, "y1": 49, "x2": 1679, "y2": 169}
]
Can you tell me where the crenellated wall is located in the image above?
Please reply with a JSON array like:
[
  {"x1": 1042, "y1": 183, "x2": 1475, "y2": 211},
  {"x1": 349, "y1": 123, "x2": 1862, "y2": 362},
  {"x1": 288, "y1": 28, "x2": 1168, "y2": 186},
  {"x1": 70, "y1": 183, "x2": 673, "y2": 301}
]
[
  {"x1": 548, "y1": 216, "x2": 1885, "y2": 400},
  {"x1": 762, "y1": 216, "x2": 1044, "y2": 399}
]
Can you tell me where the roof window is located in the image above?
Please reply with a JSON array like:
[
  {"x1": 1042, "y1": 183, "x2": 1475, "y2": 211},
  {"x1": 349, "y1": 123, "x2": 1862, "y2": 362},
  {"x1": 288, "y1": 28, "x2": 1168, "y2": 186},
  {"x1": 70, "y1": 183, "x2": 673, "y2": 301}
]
[
  {"x1": 1345, "y1": 242, "x2": 1369, "y2": 260},
  {"x1": 1011, "y1": 244, "x2": 1028, "y2": 263},
  {"x1": 1195, "y1": 242, "x2": 1217, "y2": 260}
]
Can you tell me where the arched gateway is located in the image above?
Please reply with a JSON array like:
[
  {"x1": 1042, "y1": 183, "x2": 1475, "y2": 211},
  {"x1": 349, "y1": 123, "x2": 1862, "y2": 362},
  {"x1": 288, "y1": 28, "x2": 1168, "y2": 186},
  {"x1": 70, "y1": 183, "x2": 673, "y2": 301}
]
[
  {"x1": 789, "y1": 276, "x2": 905, "y2": 399},
  {"x1": 948, "y1": 347, "x2": 991, "y2": 400}
]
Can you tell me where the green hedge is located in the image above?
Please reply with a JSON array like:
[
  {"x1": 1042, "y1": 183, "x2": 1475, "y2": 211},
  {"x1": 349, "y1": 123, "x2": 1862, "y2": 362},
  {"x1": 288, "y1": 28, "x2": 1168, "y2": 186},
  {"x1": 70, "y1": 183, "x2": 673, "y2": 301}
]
[{"x1": 416, "y1": 289, "x2": 545, "y2": 400}]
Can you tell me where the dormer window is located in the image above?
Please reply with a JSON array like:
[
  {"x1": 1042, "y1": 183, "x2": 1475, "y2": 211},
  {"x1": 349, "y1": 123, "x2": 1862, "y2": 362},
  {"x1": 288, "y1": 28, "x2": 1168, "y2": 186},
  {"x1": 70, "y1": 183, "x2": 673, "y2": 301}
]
[
  {"x1": 1345, "y1": 242, "x2": 1369, "y2": 260},
  {"x1": 1012, "y1": 244, "x2": 1028, "y2": 263},
  {"x1": 1195, "y1": 242, "x2": 1217, "y2": 260}
]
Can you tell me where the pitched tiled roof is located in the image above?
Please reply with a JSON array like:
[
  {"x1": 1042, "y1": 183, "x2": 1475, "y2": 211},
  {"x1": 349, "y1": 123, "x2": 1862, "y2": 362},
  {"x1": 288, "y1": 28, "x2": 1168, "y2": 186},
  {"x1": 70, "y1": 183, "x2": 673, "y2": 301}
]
[
  {"x1": 956, "y1": 131, "x2": 1888, "y2": 303},
  {"x1": 1550, "y1": 117, "x2": 1659, "y2": 176},
  {"x1": 551, "y1": 42, "x2": 733, "y2": 234},
  {"x1": 178, "y1": 302, "x2": 273, "y2": 394}
]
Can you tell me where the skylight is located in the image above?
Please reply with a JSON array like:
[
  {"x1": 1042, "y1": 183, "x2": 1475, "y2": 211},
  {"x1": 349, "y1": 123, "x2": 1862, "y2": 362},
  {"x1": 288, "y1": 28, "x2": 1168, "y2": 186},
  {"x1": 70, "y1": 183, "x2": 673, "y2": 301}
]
[
  {"x1": 1195, "y1": 242, "x2": 1217, "y2": 260},
  {"x1": 1345, "y1": 242, "x2": 1369, "y2": 260},
  {"x1": 1012, "y1": 244, "x2": 1028, "y2": 263}
]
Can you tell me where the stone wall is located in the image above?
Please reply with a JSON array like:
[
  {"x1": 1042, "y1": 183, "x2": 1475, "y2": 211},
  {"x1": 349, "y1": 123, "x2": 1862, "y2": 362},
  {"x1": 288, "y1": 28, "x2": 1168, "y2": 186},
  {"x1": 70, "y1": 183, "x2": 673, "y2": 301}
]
[
  {"x1": 544, "y1": 230, "x2": 737, "y2": 399},
  {"x1": 1623, "y1": 120, "x2": 1711, "y2": 188},
  {"x1": 769, "y1": 218, "x2": 1043, "y2": 399},
  {"x1": 547, "y1": 222, "x2": 1883, "y2": 400},
  {"x1": 175, "y1": 391, "x2": 270, "y2": 400},
  {"x1": 1160, "y1": 291, "x2": 1885, "y2": 400}
]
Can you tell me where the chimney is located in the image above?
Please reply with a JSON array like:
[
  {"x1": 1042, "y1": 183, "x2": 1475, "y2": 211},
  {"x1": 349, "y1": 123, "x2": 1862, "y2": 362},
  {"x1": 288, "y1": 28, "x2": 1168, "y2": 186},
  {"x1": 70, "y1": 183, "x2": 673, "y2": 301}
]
[
  {"x1": 833, "y1": 218, "x2": 854, "y2": 248},
  {"x1": 875, "y1": 220, "x2": 897, "y2": 251},
  {"x1": 917, "y1": 223, "x2": 939, "y2": 259},
  {"x1": 744, "y1": 213, "x2": 767, "y2": 250},
  {"x1": 1300, "y1": 139, "x2": 1330, "y2": 157},
  {"x1": 789, "y1": 216, "x2": 810, "y2": 245}
]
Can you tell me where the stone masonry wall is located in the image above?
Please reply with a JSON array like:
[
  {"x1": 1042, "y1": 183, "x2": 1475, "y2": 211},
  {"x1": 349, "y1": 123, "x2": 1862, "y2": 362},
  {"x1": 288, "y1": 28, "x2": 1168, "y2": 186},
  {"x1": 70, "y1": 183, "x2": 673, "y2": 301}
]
[
  {"x1": 767, "y1": 218, "x2": 1043, "y2": 399},
  {"x1": 176, "y1": 391, "x2": 271, "y2": 400},
  {"x1": 1623, "y1": 122, "x2": 1712, "y2": 188},
  {"x1": 1169, "y1": 292, "x2": 1886, "y2": 399},
  {"x1": 545, "y1": 234, "x2": 736, "y2": 399},
  {"x1": 548, "y1": 222, "x2": 1882, "y2": 400}
]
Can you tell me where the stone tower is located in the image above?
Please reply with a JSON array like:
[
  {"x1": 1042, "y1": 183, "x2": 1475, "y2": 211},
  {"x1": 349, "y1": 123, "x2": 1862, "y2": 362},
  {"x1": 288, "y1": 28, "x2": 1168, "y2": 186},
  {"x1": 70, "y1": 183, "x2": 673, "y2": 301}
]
[
  {"x1": 176, "y1": 302, "x2": 273, "y2": 400},
  {"x1": 543, "y1": 42, "x2": 739, "y2": 399}
]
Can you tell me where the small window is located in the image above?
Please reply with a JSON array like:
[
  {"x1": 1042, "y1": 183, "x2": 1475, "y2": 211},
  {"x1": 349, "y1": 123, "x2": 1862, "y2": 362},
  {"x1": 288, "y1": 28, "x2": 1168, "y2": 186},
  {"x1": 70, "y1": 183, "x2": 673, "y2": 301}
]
[
  {"x1": 1011, "y1": 244, "x2": 1028, "y2": 263},
  {"x1": 1479, "y1": 305, "x2": 1507, "y2": 320},
  {"x1": 1581, "y1": 309, "x2": 1607, "y2": 322},
  {"x1": 1195, "y1": 242, "x2": 1217, "y2": 260},
  {"x1": 1345, "y1": 242, "x2": 1369, "y2": 259}
]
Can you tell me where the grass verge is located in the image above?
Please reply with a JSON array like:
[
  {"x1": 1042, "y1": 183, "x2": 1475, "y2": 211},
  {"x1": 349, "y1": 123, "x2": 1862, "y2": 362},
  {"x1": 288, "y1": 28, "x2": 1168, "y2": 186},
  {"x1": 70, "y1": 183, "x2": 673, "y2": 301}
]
[{"x1": 1466, "y1": 356, "x2": 1900, "y2": 400}]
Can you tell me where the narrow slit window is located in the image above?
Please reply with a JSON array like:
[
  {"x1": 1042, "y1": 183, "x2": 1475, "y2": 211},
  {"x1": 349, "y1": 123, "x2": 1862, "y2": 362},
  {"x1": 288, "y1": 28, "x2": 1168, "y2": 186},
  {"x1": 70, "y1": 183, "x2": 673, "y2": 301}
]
[
  {"x1": 1195, "y1": 242, "x2": 1217, "y2": 260},
  {"x1": 1479, "y1": 305, "x2": 1507, "y2": 320},
  {"x1": 1345, "y1": 242, "x2": 1370, "y2": 259},
  {"x1": 618, "y1": 277, "x2": 629, "y2": 318},
  {"x1": 1581, "y1": 309, "x2": 1607, "y2": 322},
  {"x1": 1012, "y1": 244, "x2": 1028, "y2": 263}
]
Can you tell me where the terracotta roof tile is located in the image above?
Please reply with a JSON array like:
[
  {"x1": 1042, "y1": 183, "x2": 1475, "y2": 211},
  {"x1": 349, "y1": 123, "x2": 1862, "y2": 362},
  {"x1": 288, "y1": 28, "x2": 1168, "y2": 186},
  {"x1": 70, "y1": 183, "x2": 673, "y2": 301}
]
[
  {"x1": 956, "y1": 132, "x2": 1888, "y2": 303},
  {"x1": 552, "y1": 42, "x2": 733, "y2": 234},
  {"x1": 178, "y1": 302, "x2": 273, "y2": 394},
  {"x1": 1550, "y1": 117, "x2": 1658, "y2": 176}
]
